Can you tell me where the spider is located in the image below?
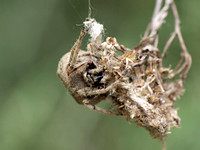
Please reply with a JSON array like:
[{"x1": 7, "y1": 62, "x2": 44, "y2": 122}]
[
  {"x1": 57, "y1": 19, "x2": 121, "y2": 116},
  {"x1": 57, "y1": 18, "x2": 159, "y2": 117}
]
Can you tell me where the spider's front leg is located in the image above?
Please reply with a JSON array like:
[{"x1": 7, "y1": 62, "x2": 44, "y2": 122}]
[
  {"x1": 76, "y1": 80, "x2": 122, "y2": 116},
  {"x1": 67, "y1": 27, "x2": 86, "y2": 71},
  {"x1": 77, "y1": 80, "x2": 121, "y2": 97}
]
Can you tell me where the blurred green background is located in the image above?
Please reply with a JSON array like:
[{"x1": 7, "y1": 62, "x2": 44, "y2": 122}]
[{"x1": 0, "y1": 0, "x2": 199, "y2": 150}]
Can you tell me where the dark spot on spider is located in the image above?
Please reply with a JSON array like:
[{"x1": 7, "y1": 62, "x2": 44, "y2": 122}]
[
  {"x1": 85, "y1": 61, "x2": 105, "y2": 88},
  {"x1": 87, "y1": 95, "x2": 95, "y2": 99},
  {"x1": 143, "y1": 49, "x2": 149, "y2": 53},
  {"x1": 87, "y1": 60, "x2": 96, "y2": 69},
  {"x1": 138, "y1": 55, "x2": 142, "y2": 59},
  {"x1": 128, "y1": 77, "x2": 133, "y2": 82}
]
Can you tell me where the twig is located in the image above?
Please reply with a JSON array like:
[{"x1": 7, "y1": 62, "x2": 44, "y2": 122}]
[
  {"x1": 146, "y1": 0, "x2": 191, "y2": 81},
  {"x1": 171, "y1": 2, "x2": 192, "y2": 80}
]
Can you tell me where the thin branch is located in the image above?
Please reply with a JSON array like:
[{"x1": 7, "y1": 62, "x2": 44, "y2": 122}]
[
  {"x1": 153, "y1": 0, "x2": 163, "y2": 18},
  {"x1": 148, "y1": 0, "x2": 191, "y2": 81},
  {"x1": 171, "y1": 2, "x2": 192, "y2": 80},
  {"x1": 161, "y1": 32, "x2": 176, "y2": 59},
  {"x1": 144, "y1": 0, "x2": 163, "y2": 37},
  {"x1": 150, "y1": 0, "x2": 173, "y2": 36}
]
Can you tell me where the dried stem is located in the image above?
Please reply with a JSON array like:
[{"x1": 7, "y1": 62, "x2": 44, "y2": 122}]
[
  {"x1": 171, "y1": 2, "x2": 192, "y2": 80},
  {"x1": 146, "y1": 0, "x2": 191, "y2": 82}
]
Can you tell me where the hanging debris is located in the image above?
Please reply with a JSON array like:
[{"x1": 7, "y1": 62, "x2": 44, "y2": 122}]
[{"x1": 57, "y1": 0, "x2": 191, "y2": 141}]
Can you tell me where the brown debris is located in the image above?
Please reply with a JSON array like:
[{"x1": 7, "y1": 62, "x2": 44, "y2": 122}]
[{"x1": 57, "y1": 0, "x2": 191, "y2": 142}]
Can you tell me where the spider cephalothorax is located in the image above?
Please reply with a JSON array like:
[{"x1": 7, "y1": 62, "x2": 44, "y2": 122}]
[
  {"x1": 83, "y1": 60, "x2": 105, "y2": 88},
  {"x1": 57, "y1": 0, "x2": 191, "y2": 141}
]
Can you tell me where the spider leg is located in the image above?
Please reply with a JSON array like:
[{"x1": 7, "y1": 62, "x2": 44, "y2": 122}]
[
  {"x1": 83, "y1": 99, "x2": 120, "y2": 116},
  {"x1": 67, "y1": 27, "x2": 86, "y2": 70},
  {"x1": 77, "y1": 80, "x2": 120, "y2": 97}
]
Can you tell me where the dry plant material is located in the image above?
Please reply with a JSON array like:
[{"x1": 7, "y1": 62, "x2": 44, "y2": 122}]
[{"x1": 57, "y1": 0, "x2": 191, "y2": 141}]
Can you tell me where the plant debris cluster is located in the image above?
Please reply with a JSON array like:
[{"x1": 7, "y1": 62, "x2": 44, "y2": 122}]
[{"x1": 57, "y1": 0, "x2": 191, "y2": 141}]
